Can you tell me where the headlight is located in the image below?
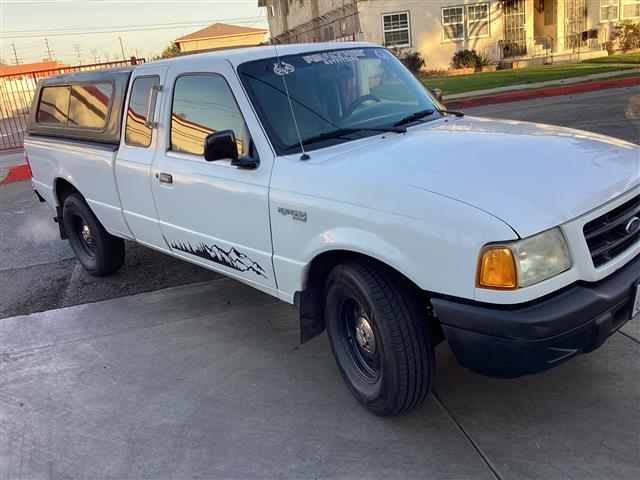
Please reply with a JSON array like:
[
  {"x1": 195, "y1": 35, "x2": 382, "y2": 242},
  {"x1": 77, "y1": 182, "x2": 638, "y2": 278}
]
[{"x1": 477, "y1": 227, "x2": 572, "y2": 289}]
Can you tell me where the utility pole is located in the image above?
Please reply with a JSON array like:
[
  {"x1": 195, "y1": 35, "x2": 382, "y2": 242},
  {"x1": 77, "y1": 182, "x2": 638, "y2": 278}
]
[
  {"x1": 11, "y1": 43, "x2": 20, "y2": 65},
  {"x1": 90, "y1": 48, "x2": 98, "y2": 64},
  {"x1": 73, "y1": 44, "x2": 83, "y2": 65},
  {"x1": 118, "y1": 36, "x2": 126, "y2": 61},
  {"x1": 44, "y1": 38, "x2": 53, "y2": 61}
]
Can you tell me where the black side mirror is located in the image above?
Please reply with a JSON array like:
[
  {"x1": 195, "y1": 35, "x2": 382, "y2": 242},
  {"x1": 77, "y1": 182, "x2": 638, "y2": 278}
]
[
  {"x1": 204, "y1": 130, "x2": 238, "y2": 162},
  {"x1": 203, "y1": 130, "x2": 260, "y2": 169}
]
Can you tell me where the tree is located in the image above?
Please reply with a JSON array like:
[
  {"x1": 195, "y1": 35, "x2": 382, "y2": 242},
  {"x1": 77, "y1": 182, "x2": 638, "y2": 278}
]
[{"x1": 161, "y1": 43, "x2": 181, "y2": 59}]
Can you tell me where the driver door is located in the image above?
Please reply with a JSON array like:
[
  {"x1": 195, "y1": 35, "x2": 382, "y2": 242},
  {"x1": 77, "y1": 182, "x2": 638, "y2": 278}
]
[{"x1": 150, "y1": 60, "x2": 277, "y2": 295}]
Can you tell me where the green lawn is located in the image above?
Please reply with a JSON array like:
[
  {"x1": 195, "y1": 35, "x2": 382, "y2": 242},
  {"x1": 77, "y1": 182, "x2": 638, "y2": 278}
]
[
  {"x1": 581, "y1": 51, "x2": 640, "y2": 64},
  {"x1": 422, "y1": 62, "x2": 639, "y2": 95}
]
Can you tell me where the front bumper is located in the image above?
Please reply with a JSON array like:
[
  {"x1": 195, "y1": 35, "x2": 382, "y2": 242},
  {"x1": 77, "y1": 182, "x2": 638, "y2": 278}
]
[{"x1": 431, "y1": 254, "x2": 639, "y2": 378}]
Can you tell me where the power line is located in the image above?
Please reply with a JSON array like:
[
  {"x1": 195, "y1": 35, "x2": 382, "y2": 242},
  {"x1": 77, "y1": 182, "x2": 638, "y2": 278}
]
[
  {"x1": 1, "y1": 17, "x2": 267, "y2": 39},
  {"x1": 2, "y1": 15, "x2": 265, "y2": 34}
]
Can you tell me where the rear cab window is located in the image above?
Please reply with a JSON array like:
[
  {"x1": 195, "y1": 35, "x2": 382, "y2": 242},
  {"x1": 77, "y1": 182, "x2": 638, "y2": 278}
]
[{"x1": 125, "y1": 76, "x2": 160, "y2": 148}]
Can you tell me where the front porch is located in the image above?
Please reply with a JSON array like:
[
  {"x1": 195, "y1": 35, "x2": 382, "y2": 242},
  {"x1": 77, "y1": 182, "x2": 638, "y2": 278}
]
[{"x1": 498, "y1": 0, "x2": 609, "y2": 68}]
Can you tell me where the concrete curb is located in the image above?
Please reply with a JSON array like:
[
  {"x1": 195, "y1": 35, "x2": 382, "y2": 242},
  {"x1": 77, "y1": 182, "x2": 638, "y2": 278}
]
[
  {"x1": 444, "y1": 75, "x2": 640, "y2": 110},
  {"x1": 0, "y1": 163, "x2": 31, "y2": 185}
]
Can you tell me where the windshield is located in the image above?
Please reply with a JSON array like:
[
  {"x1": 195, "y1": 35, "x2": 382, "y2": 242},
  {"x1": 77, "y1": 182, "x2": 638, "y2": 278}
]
[{"x1": 237, "y1": 47, "x2": 442, "y2": 155}]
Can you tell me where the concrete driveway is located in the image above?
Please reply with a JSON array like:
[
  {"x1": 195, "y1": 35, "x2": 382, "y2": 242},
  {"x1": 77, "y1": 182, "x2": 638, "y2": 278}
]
[{"x1": 1, "y1": 280, "x2": 638, "y2": 479}]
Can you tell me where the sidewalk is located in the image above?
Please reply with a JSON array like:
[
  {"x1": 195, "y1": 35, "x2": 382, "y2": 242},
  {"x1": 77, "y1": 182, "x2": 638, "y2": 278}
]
[
  {"x1": 443, "y1": 67, "x2": 640, "y2": 101},
  {"x1": 1, "y1": 278, "x2": 638, "y2": 478}
]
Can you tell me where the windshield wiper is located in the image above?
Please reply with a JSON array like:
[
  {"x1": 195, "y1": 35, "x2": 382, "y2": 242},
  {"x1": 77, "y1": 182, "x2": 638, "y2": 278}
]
[
  {"x1": 393, "y1": 109, "x2": 436, "y2": 127},
  {"x1": 438, "y1": 109, "x2": 464, "y2": 117},
  {"x1": 286, "y1": 126, "x2": 406, "y2": 151}
]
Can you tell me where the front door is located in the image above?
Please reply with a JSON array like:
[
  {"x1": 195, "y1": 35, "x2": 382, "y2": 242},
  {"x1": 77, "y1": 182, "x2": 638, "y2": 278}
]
[
  {"x1": 151, "y1": 60, "x2": 277, "y2": 294},
  {"x1": 503, "y1": 0, "x2": 527, "y2": 57}
]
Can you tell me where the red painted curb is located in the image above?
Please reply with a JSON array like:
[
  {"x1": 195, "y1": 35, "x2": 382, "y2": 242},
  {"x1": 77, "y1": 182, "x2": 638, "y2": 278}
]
[
  {"x1": 0, "y1": 163, "x2": 32, "y2": 184},
  {"x1": 444, "y1": 75, "x2": 640, "y2": 110}
]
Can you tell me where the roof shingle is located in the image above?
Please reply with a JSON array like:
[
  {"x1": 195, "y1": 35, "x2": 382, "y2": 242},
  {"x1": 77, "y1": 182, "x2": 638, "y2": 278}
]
[{"x1": 174, "y1": 22, "x2": 268, "y2": 43}]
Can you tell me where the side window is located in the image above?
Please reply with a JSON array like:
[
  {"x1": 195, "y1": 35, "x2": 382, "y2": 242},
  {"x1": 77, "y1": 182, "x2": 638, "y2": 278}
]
[
  {"x1": 125, "y1": 76, "x2": 160, "y2": 148},
  {"x1": 69, "y1": 83, "x2": 113, "y2": 129},
  {"x1": 37, "y1": 86, "x2": 70, "y2": 125},
  {"x1": 170, "y1": 74, "x2": 247, "y2": 156}
]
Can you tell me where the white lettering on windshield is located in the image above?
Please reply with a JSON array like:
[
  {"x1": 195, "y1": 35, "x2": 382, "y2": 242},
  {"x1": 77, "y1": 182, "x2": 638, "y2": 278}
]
[
  {"x1": 302, "y1": 49, "x2": 366, "y2": 65},
  {"x1": 273, "y1": 61, "x2": 295, "y2": 76}
]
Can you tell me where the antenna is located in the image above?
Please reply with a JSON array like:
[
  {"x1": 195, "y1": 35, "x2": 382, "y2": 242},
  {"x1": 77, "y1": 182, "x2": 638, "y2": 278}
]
[{"x1": 273, "y1": 43, "x2": 310, "y2": 161}]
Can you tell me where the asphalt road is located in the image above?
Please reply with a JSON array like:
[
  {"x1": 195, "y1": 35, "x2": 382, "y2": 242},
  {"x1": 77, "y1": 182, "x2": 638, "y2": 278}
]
[
  {"x1": 1, "y1": 86, "x2": 639, "y2": 479},
  {"x1": 464, "y1": 85, "x2": 640, "y2": 144}
]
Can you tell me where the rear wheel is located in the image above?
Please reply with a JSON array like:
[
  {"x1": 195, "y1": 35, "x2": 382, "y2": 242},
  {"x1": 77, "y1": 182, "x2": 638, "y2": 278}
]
[
  {"x1": 324, "y1": 259, "x2": 435, "y2": 416},
  {"x1": 62, "y1": 193, "x2": 125, "y2": 276}
]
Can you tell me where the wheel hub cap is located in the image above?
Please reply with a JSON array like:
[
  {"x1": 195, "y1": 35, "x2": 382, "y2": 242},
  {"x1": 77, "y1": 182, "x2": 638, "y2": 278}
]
[
  {"x1": 81, "y1": 223, "x2": 94, "y2": 247},
  {"x1": 355, "y1": 315, "x2": 376, "y2": 355}
]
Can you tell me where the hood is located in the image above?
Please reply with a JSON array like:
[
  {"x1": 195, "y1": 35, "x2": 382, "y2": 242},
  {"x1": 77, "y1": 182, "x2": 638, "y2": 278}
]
[{"x1": 321, "y1": 116, "x2": 640, "y2": 238}]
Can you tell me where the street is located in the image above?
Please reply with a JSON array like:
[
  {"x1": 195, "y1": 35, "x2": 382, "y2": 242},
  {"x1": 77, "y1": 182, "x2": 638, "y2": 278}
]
[{"x1": 1, "y1": 86, "x2": 639, "y2": 479}]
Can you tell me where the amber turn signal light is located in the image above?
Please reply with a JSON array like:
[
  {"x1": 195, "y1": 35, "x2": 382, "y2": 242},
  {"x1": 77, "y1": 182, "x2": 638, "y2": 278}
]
[{"x1": 477, "y1": 247, "x2": 517, "y2": 289}]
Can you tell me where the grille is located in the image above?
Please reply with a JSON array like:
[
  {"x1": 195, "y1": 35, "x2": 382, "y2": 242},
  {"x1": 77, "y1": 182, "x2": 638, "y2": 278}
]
[{"x1": 583, "y1": 195, "x2": 640, "y2": 267}]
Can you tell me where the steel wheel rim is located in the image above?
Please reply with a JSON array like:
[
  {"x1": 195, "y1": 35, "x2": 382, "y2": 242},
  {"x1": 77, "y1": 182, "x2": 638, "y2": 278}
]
[
  {"x1": 339, "y1": 297, "x2": 380, "y2": 383},
  {"x1": 74, "y1": 215, "x2": 96, "y2": 257}
]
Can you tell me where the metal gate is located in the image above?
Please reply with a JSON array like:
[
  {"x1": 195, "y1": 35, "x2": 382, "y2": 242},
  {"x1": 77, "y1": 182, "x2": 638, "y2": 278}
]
[
  {"x1": 565, "y1": 0, "x2": 587, "y2": 50},
  {"x1": 0, "y1": 58, "x2": 144, "y2": 151},
  {"x1": 503, "y1": 0, "x2": 527, "y2": 57}
]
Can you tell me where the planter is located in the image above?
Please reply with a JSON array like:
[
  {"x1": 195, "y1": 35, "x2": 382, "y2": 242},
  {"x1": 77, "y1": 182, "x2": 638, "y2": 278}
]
[{"x1": 444, "y1": 65, "x2": 497, "y2": 76}]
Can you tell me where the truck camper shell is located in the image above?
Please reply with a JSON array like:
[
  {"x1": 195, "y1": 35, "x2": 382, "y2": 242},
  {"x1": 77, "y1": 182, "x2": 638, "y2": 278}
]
[{"x1": 27, "y1": 68, "x2": 134, "y2": 144}]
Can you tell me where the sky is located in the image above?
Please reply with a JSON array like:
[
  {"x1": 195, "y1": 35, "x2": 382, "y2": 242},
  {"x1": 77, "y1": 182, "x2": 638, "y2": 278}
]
[{"x1": 1, "y1": 0, "x2": 269, "y2": 65}]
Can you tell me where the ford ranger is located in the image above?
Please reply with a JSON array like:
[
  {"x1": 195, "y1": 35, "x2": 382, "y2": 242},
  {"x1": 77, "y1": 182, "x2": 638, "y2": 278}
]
[{"x1": 24, "y1": 43, "x2": 640, "y2": 416}]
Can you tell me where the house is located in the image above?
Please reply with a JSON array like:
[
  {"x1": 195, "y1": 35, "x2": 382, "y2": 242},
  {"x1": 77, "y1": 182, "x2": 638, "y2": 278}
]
[
  {"x1": 259, "y1": 0, "x2": 639, "y2": 69},
  {"x1": 0, "y1": 60, "x2": 68, "y2": 77},
  {"x1": 173, "y1": 22, "x2": 269, "y2": 53}
]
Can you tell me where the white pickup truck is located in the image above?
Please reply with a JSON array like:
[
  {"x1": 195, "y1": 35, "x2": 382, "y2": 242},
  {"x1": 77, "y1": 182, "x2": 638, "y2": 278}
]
[{"x1": 25, "y1": 42, "x2": 640, "y2": 416}]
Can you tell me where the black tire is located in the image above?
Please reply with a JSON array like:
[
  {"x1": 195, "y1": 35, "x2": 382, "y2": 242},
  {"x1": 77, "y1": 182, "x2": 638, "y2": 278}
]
[
  {"x1": 62, "y1": 193, "x2": 125, "y2": 276},
  {"x1": 325, "y1": 259, "x2": 435, "y2": 416}
]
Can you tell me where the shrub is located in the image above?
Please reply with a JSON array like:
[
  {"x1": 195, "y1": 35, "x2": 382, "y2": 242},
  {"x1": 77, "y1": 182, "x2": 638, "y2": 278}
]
[
  {"x1": 390, "y1": 48, "x2": 426, "y2": 74},
  {"x1": 451, "y1": 49, "x2": 494, "y2": 69},
  {"x1": 452, "y1": 49, "x2": 479, "y2": 69},
  {"x1": 614, "y1": 20, "x2": 640, "y2": 53}
]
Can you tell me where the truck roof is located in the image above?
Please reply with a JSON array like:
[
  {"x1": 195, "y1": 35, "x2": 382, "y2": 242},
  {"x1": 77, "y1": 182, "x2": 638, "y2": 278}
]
[
  {"x1": 148, "y1": 41, "x2": 379, "y2": 68},
  {"x1": 37, "y1": 67, "x2": 134, "y2": 86}
]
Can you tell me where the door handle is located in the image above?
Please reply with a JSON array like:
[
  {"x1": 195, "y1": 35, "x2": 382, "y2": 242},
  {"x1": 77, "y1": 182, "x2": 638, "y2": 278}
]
[{"x1": 158, "y1": 172, "x2": 173, "y2": 184}]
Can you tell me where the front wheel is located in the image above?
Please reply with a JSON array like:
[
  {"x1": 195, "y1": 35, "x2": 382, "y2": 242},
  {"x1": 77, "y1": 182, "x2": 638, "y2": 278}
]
[
  {"x1": 325, "y1": 259, "x2": 435, "y2": 416},
  {"x1": 62, "y1": 193, "x2": 125, "y2": 276}
]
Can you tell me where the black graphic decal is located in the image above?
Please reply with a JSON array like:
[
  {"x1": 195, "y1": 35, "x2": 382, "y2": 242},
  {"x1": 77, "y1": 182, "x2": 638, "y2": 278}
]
[{"x1": 170, "y1": 241, "x2": 268, "y2": 278}]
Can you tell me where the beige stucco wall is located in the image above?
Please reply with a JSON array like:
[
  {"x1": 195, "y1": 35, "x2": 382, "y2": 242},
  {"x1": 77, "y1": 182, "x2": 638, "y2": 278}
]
[
  {"x1": 264, "y1": 0, "x2": 352, "y2": 36},
  {"x1": 358, "y1": 0, "x2": 504, "y2": 70},
  {"x1": 177, "y1": 32, "x2": 267, "y2": 53}
]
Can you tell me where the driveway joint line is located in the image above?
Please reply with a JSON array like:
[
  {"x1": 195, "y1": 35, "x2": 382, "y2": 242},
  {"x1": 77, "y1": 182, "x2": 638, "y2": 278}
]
[
  {"x1": 618, "y1": 329, "x2": 640, "y2": 345},
  {"x1": 432, "y1": 388, "x2": 503, "y2": 480}
]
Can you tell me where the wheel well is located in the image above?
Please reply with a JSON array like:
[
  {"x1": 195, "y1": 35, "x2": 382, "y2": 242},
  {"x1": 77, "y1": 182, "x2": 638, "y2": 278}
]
[
  {"x1": 296, "y1": 250, "x2": 443, "y2": 344},
  {"x1": 54, "y1": 178, "x2": 79, "y2": 206}
]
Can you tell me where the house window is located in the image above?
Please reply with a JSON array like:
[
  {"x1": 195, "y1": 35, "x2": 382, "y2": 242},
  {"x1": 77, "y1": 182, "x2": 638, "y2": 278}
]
[
  {"x1": 382, "y1": 12, "x2": 411, "y2": 47},
  {"x1": 622, "y1": 0, "x2": 640, "y2": 18},
  {"x1": 467, "y1": 3, "x2": 489, "y2": 38},
  {"x1": 268, "y1": 5, "x2": 275, "y2": 17},
  {"x1": 442, "y1": 6, "x2": 465, "y2": 41},
  {"x1": 600, "y1": 0, "x2": 619, "y2": 20}
]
